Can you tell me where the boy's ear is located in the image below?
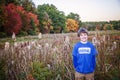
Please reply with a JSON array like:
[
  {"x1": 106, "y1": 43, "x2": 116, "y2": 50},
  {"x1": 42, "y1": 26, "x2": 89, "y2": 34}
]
[{"x1": 77, "y1": 33, "x2": 80, "y2": 37}]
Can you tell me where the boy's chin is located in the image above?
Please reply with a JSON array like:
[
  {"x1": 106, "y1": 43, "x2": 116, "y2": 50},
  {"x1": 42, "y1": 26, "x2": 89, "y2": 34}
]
[{"x1": 81, "y1": 40, "x2": 87, "y2": 42}]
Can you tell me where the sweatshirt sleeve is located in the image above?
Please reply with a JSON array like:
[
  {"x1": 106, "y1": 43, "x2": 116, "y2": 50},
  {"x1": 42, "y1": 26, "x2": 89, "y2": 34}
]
[
  {"x1": 72, "y1": 44, "x2": 78, "y2": 68},
  {"x1": 72, "y1": 55, "x2": 78, "y2": 68},
  {"x1": 92, "y1": 45, "x2": 98, "y2": 55}
]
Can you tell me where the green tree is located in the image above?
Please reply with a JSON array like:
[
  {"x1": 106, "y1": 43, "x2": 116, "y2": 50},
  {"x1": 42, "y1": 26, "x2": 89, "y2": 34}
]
[
  {"x1": 103, "y1": 24, "x2": 113, "y2": 30},
  {"x1": 110, "y1": 20, "x2": 120, "y2": 30},
  {"x1": 4, "y1": 0, "x2": 36, "y2": 13},
  {"x1": 0, "y1": 0, "x2": 38, "y2": 36},
  {"x1": 66, "y1": 12, "x2": 81, "y2": 28},
  {"x1": 21, "y1": 0, "x2": 36, "y2": 13},
  {"x1": 39, "y1": 12, "x2": 52, "y2": 33},
  {"x1": 37, "y1": 4, "x2": 66, "y2": 33},
  {"x1": 0, "y1": 4, "x2": 7, "y2": 33}
]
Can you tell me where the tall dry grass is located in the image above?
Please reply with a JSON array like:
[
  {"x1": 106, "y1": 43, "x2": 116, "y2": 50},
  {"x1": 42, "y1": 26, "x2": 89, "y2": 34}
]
[{"x1": 1, "y1": 31, "x2": 120, "y2": 80}]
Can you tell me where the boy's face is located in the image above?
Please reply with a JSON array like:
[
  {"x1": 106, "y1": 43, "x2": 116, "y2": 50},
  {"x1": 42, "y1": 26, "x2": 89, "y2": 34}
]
[{"x1": 79, "y1": 32, "x2": 88, "y2": 42}]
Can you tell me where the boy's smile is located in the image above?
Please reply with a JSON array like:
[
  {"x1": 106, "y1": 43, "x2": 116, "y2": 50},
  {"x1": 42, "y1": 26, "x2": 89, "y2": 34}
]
[{"x1": 79, "y1": 33, "x2": 88, "y2": 42}]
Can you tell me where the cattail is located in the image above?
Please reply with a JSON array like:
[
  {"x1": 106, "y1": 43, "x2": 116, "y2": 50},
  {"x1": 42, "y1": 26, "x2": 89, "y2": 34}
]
[
  {"x1": 37, "y1": 44, "x2": 42, "y2": 49},
  {"x1": 38, "y1": 32, "x2": 42, "y2": 39},
  {"x1": 64, "y1": 36, "x2": 70, "y2": 45},
  {"x1": 47, "y1": 64, "x2": 51, "y2": 69},
  {"x1": 92, "y1": 36, "x2": 97, "y2": 45},
  {"x1": 11, "y1": 60, "x2": 14, "y2": 65},
  {"x1": 111, "y1": 41, "x2": 117, "y2": 51},
  {"x1": 14, "y1": 42, "x2": 18, "y2": 48},
  {"x1": 53, "y1": 46, "x2": 58, "y2": 52},
  {"x1": 45, "y1": 43, "x2": 49, "y2": 48},
  {"x1": 4, "y1": 42, "x2": 10, "y2": 50},
  {"x1": 12, "y1": 32, "x2": 16, "y2": 41},
  {"x1": 113, "y1": 41, "x2": 117, "y2": 49},
  {"x1": 102, "y1": 35, "x2": 106, "y2": 42}
]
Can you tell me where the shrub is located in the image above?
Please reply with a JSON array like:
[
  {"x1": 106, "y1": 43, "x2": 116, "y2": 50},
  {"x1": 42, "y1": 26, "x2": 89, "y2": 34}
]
[
  {"x1": 31, "y1": 62, "x2": 52, "y2": 80},
  {"x1": 27, "y1": 30, "x2": 36, "y2": 35},
  {"x1": 18, "y1": 31, "x2": 28, "y2": 37},
  {"x1": 0, "y1": 58, "x2": 6, "y2": 80},
  {"x1": 0, "y1": 32, "x2": 7, "y2": 38}
]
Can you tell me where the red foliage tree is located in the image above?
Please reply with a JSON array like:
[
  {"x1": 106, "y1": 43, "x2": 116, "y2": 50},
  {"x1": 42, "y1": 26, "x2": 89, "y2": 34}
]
[
  {"x1": 16, "y1": 6, "x2": 31, "y2": 31},
  {"x1": 28, "y1": 12, "x2": 39, "y2": 26},
  {"x1": 16, "y1": 5, "x2": 39, "y2": 32},
  {"x1": 4, "y1": 3, "x2": 22, "y2": 35},
  {"x1": 3, "y1": 3, "x2": 39, "y2": 35}
]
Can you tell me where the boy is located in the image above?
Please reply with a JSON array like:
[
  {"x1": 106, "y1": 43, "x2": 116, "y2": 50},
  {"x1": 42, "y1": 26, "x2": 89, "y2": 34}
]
[{"x1": 72, "y1": 28, "x2": 98, "y2": 80}]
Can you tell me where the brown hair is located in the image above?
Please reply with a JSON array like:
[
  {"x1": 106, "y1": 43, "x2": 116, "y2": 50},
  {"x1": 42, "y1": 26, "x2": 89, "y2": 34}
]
[{"x1": 77, "y1": 28, "x2": 88, "y2": 37}]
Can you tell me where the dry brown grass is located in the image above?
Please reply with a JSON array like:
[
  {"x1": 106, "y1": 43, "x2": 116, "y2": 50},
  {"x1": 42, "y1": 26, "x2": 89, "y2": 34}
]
[{"x1": 0, "y1": 30, "x2": 120, "y2": 80}]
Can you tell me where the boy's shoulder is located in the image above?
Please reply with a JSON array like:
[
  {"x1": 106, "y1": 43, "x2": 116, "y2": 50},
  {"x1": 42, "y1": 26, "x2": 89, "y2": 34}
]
[
  {"x1": 87, "y1": 41, "x2": 95, "y2": 46},
  {"x1": 87, "y1": 41, "x2": 93, "y2": 44},
  {"x1": 74, "y1": 41, "x2": 94, "y2": 45},
  {"x1": 74, "y1": 41, "x2": 80, "y2": 45},
  {"x1": 73, "y1": 42, "x2": 80, "y2": 47}
]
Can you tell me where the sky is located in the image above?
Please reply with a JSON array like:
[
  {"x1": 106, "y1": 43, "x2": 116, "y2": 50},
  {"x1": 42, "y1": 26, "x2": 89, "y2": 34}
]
[{"x1": 32, "y1": 0, "x2": 120, "y2": 22}]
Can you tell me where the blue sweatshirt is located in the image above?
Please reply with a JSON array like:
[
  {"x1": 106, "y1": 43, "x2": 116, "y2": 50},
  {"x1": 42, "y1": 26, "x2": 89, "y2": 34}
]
[{"x1": 72, "y1": 41, "x2": 98, "y2": 74}]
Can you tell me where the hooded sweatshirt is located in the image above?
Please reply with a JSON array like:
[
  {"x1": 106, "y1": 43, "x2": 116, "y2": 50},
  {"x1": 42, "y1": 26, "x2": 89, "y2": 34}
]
[{"x1": 72, "y1": 41, "x2": 98, "y2": 74}]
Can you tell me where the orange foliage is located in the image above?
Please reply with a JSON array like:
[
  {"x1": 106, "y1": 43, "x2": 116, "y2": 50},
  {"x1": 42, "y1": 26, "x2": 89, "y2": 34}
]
[
  {"x1": 66, "y1": 19, "x2": 79, "y2": 32},
  {"x1": 28, "y1": 12, "x2": 39, "y2": 26},
  {"x1": 16, "y1": 5, "x2": 39, "y2": 26},
  {"x1": 6, "y1": 3, "x2": 16, "y2": 12},
  {"x1": 27, "y1": 74, "x2": 35, "y2": 80},
  {"x1": 16, "y1": 6, "x2": 24, "y2": 13},
  {"x1": 103, "y1": 24, "x2": 113, "y2": 30}
]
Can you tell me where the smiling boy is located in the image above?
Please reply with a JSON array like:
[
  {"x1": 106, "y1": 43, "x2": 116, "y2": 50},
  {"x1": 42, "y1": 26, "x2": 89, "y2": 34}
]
[{"x1": 72, "y1": 27, "x2": 98, "y2": 80}]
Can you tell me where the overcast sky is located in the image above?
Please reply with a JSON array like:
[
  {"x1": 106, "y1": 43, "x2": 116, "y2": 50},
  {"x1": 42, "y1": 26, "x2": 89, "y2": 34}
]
[{"x1": 32, "y1": 0, "x2": 120, "y2": 22}]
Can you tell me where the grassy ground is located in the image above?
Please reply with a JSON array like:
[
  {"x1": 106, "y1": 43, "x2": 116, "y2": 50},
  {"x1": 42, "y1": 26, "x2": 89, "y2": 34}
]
[
  {"x1": 0, "y1": 30, "x2": 120, "y2": 80},
  {"x1": 0, "y1": 30, "x2": 120, "y2": 51}
]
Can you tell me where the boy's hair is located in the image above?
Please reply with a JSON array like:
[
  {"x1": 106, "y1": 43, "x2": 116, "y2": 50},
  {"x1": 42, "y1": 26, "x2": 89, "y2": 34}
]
[{"x1": 77, "y1": 27, "x2": 88, "y2": 37}]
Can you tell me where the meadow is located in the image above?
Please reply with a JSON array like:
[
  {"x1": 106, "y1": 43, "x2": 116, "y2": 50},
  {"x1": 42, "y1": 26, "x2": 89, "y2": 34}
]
[{"x1": 0, "y1": 30, "x2": 120, "y2": 80}]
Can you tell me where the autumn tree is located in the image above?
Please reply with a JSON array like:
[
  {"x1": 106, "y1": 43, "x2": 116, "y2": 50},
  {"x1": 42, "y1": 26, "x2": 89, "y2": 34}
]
[
  {"x1": 39, "y1": 12, "x2": 52, "y2": 33},
  {"x1": 0, "y1": 3, "x2": 7, "y2": 32},
  {"x1": 28, "y1": 12, "x2": 39, "y2": 27},
  {"x1": 3, "y1": 3, "x2": 39, "y2": 35},
  {"x1": 37, "y1": 4, "x2": 66, "y2": 33},
  {"x1": 103, "y1": 24, "x2": 114, "y2": 30},
  {"x1": 16, "y1": 6, "x2": 30, "y2": 33},
  {"x1": 66, "y1": 19, "x2": 79, "y2": 32},
  {"x1": 66, "y1": 12, "x2": 81, "y2": 28},
  {"x1": 28, "y1": 12, "x2": 39, "y2": 35},
  {"x1": 4, "y1": 0, "x2": 36, "y2": 13},
  {"x1": 16, "y1": 5, "x2": 39, "y2": 35},
  {"x1": 21, "y1": 0, "x2": 36, "y2": 13},
  {"x1": 0, "y1": 0, "x2": 39, "y2": 36},
  {"x1": 4, "y1": 3, "x2": 22, "y2": 35}
]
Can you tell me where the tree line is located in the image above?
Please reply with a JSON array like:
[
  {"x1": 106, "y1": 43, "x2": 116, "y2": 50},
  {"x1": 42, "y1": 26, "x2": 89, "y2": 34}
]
[
  {"x1": 0, "y1": 0, "x2": 119, "y2": 38},
  {"x1": 82, "y1": 21, "x2": 120, "y2": 31}
]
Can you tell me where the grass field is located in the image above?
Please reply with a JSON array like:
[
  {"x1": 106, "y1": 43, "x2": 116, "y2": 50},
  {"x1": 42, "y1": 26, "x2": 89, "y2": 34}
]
[{"x1": 0, "y1": 30, "x2": 120, "y2": 80}]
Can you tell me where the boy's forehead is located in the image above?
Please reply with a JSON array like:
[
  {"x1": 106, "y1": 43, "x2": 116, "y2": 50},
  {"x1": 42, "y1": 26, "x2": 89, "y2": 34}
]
[{"x1": 80, "y1": 32, "x2": 88, "y2": 34}]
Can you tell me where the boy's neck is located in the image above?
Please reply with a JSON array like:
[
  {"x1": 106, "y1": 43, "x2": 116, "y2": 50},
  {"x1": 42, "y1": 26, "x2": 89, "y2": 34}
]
[{"x1": 80, "y1": 41, "x2": 88, "y2": 44}]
